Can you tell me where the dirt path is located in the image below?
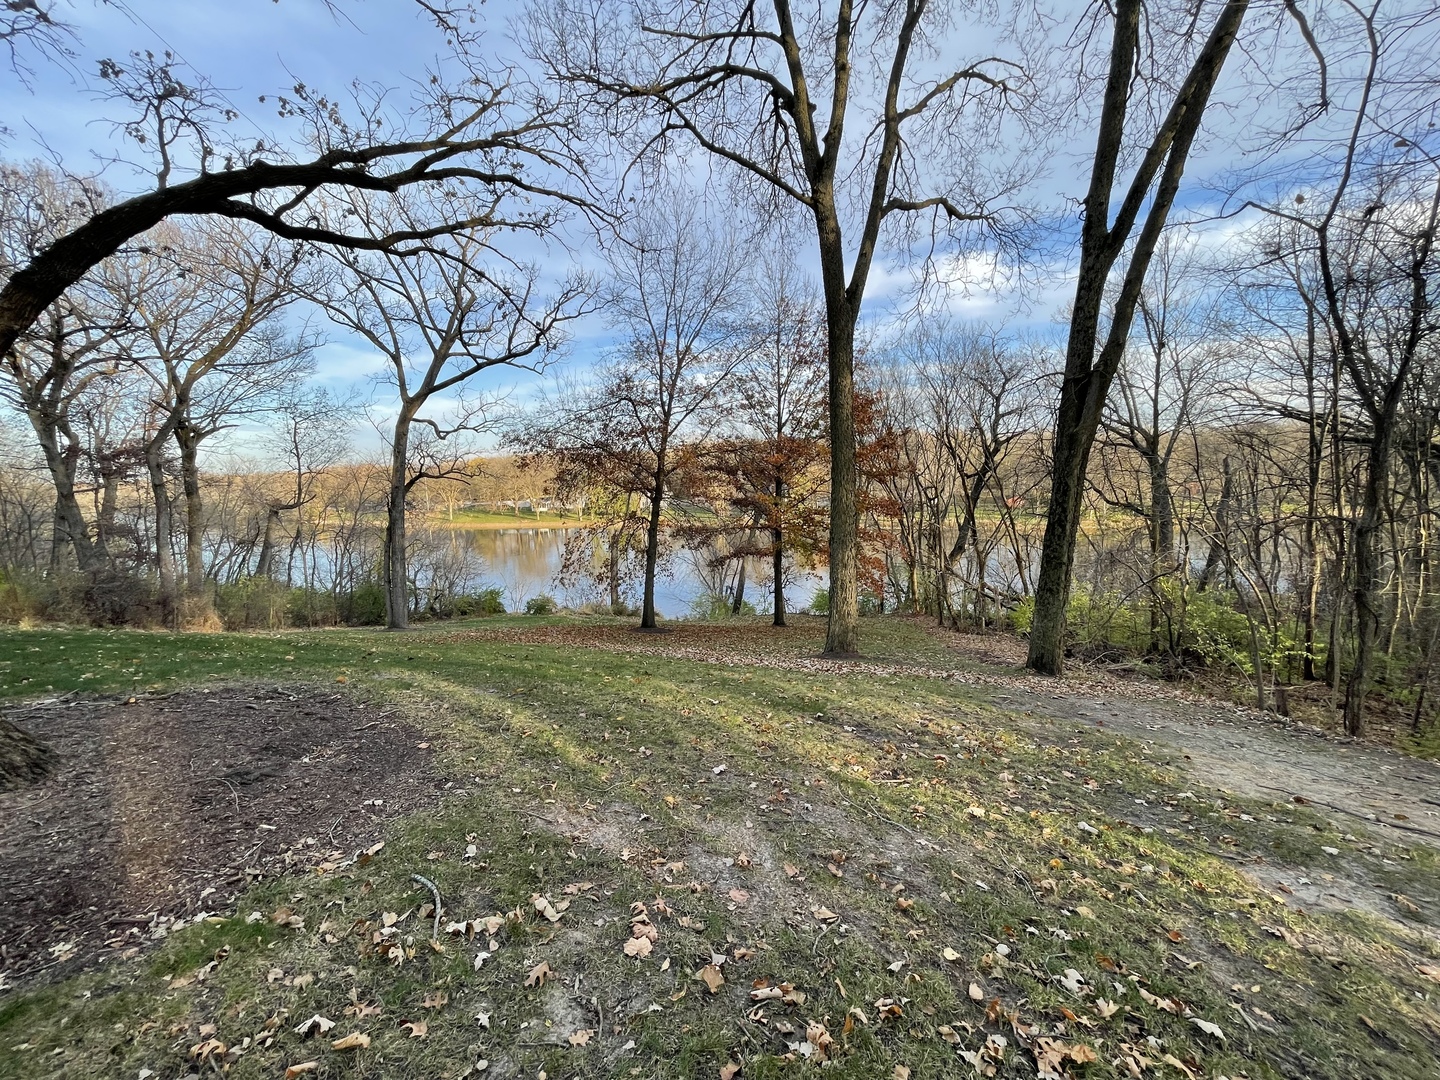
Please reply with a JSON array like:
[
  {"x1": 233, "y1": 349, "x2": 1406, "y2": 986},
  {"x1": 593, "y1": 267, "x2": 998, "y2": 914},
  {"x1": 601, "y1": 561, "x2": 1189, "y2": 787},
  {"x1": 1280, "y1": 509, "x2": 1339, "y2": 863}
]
[
  {"x1": 0, "y1": 686, "x2": 443, "y2": 986},
  {"x1": 993, "y1": 686, "x2": 1440, "y2": 847}
]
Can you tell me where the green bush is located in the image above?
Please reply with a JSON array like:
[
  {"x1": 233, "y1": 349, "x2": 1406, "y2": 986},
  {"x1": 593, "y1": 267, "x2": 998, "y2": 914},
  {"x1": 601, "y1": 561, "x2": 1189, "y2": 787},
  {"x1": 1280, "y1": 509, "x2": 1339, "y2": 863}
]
[
  {"x1": 803, "y1": 587, "x2": 880, "y2": 617},
  {"x1": 453, "y1": 586, "x2": 506, "y2": 617},
  {"x1": 215, "y1": 578, "x2": 290, "y2": 630},
  {"x1": 338, "y1": 582, "x2": 387, "y2": 625},
  {"x1": 524, "y1": 594, "x2": 558, "y2": 616},
  {"x1": 0, "y1": 571, "x2": 45, "y2": 624},
  {"x1": 286, "y1": 586, "x2": 339, "y2": 628}
]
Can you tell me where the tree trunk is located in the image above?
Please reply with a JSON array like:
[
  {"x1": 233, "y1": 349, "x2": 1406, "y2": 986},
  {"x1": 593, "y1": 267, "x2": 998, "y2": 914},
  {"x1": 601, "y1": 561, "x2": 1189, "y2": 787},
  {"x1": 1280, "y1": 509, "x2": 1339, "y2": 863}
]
[
  {"x1": 256, "y1": 506, "x2": 283, "y2": 578},
  {"x1": 772, "y1": 473, "x2": 786, "y2": 627},
  {"x1": 1344, "y1": 430, "x2": 1393, "y2": 735},
  {"x1": 823, "y1": 309, "x2": 859, "y2": 656},
  {"x1": 1148, "y1": 453, "x2": 1174, "y2": 653},
  {"x1": 607, "y1": 527, "x2": 622, "y2": 610},
  {"x1": 640, "y1": 467, "x2": 665, "y2": 629},
  {"x1": 385, "y1": 413, "x2": 412, "y2": 630},
  {"x1": 177, "y1": 425, "x2": 206, "y2": 598},
  {"x1": 732, "y1": 551, "x2": 748, "y2": 615},
  {"x1": 1026, "y1": 0, "x2": 1249, "y2": 675},
  {"x1": 145, "y1": 441, "x2": 178, "y2": 625},
  {"x1": 29, "y1": 412, "x2": 99, "y2": 573}
]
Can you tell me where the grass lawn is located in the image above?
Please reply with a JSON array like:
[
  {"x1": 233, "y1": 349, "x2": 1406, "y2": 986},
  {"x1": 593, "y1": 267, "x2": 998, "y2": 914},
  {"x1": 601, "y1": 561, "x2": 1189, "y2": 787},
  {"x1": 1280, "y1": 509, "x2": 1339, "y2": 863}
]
[
  {"x1": 1, "y1": 616, "x2": 1437, "y2": 1080},
  {"x1": 434, "y1": 508, "x2": 579, "y2": 528}
]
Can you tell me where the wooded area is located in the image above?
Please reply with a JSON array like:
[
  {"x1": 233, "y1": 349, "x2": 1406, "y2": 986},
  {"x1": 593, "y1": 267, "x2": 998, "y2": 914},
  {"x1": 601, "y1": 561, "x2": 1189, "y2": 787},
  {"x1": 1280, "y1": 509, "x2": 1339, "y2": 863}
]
[{"x1": 2, "y1": 0, "x2": 1439, "y2": 737}]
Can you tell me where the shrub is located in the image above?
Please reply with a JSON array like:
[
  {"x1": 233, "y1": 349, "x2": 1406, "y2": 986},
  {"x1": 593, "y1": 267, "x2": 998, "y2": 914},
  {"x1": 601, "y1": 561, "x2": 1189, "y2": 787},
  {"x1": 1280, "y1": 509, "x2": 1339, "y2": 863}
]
[
  {"x1": 286, "y1": 586, "x2": 340, "y2": 628},
  {"x1": 453, "y1": 586, "x2": 506, "y2": 617},
  {"x1": 0, "y1": 572, "x2": 45, "y2": 624},
  {"x1": 524, "y1": 593, "x2": 558, "y2": 615},
  {"x1": 338, "y1": 582, "x2": 387, "y2": 625},
  {"x1": 215, "y1": 578, "x2": 290, "y2": 630},
  {"x1": 808, "y1": 587, "x2": 829, "y2": 615}
]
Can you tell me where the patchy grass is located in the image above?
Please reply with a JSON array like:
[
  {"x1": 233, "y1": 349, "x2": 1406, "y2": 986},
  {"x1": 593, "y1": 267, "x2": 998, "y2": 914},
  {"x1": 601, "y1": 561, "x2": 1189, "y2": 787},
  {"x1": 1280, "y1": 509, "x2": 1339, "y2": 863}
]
[
  {"x1": 434, "y1": 508, "x2": 578, "y2": 528},
  {"x1": 2, "y1": 618, "x2": 1438, "y2": 1080}
]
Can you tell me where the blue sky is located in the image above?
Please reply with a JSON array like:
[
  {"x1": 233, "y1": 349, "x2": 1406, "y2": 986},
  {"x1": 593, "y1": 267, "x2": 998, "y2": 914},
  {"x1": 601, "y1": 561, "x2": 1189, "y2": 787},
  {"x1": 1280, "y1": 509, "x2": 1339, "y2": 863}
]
[{"x1": 1, "y1": 0, "x2": 1374, "y2": 463}]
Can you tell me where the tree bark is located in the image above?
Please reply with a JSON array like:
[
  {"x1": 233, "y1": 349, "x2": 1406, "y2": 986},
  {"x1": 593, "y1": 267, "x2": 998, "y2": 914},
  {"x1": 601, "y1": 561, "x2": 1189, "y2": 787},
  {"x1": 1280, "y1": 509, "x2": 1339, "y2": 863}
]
[
  {"x1": 385, "y1": 411, "x2": 413, "y2": 630},
  {"x1": 822, "y1": 303, "x2": 859, "y2": 655},
  {"x1": 640, "y1": 466, "x2": 665, "y2": 629},
  {"x1": 145, "y1": 441, "x2": 178, "y2": 624},
  {"x1": 772, "y1": 472, "x2": 787, "y2": 627},
  {"x1": 176, "y1": 424, "x2": 206, "y2": 597},
  {"x1": 29, "y1": 412, "x2": 98, "y2": 573},
  {"x1": 255, "y1": 506, "x2": 284, "y2": 579}
]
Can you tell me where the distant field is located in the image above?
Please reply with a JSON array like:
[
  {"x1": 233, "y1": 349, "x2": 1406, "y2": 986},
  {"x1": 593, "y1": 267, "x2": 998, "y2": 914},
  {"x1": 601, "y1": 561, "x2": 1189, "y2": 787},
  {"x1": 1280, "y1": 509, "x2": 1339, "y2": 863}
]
[{"x1": 431, "y1": 507, "x2": 580, "y2": 528}]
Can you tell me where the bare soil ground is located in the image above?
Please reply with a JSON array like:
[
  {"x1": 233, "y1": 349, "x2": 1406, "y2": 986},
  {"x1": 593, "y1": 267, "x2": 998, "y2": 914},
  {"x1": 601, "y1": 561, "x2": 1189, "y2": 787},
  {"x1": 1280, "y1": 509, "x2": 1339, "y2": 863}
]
[{"x1": 0, "y1": 686, "x2": 444, "y2": 985}]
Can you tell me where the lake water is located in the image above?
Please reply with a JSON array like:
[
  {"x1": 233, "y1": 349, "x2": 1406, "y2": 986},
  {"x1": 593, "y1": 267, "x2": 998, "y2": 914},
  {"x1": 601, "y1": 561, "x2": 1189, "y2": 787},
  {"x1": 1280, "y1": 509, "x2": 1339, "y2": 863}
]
[{"x1": 452, "y1": 527, "x2": 827, "y2": 618}]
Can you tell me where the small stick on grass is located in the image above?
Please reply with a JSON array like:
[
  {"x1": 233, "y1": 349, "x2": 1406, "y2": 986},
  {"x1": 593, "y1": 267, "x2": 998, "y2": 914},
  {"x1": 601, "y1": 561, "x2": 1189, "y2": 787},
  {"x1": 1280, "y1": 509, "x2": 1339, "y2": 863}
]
[{"x1": 411, "y1": 873, "x2": 443, "y2": 938}]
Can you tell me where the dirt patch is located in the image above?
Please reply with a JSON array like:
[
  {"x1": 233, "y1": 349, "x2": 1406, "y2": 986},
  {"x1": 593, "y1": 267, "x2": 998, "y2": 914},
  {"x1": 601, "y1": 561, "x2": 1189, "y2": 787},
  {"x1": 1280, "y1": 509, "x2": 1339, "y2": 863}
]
[
  {"x1": 0, "y1": 716, "x2": 52, "y2": 790},
  {"x1": 0, "y1": 685, "x2": 444, "y2": 986}
]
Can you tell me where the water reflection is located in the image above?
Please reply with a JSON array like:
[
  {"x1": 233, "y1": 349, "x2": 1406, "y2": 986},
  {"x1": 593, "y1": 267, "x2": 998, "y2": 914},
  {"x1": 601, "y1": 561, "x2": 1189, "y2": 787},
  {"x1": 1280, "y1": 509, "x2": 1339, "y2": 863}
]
[{"x1": 452, "y1": 528, "x2": 824, "y2": 618}]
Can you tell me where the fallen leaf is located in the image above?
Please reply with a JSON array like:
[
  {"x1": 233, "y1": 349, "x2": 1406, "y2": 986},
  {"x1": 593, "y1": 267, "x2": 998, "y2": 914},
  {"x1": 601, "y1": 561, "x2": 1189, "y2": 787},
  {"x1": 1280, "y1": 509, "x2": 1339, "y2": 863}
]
[
  {"x1": 284, "y1": 1065, "x2": 318, "y2": 1079},
  {"x1": 894, "y1": 1067, "x2": 911, "y2": 1080},
  {"x1": 568, "y1": 1029, "x2": 595, "y2": 1047},
  {"x1": 719, "y1": 1062, "x2": 741, "y2": 1080},
  {"x1": 812, "y1": 906, "x2": 839, "y2": 922},
  {"x1": 331, "y1": 1032, "x2": 371, "y2": 1051},
  {"x1": 525, "y1": 961, "x2": 554, "y2": 988},
  {"x1": 403, "y1": 1020, "x2": 428, "y2": 1039},
  {"x1": 293, "y1": 1015, "x2": 335, "y2": 1038},
  {"x1": 697, "y1": 964, "x2": 725, "y2": 993},
  {"x1": 969, "y1": 982, "x2": 985, "y2": 1001},
  {"x1": 1190, "y1": 1017, "x2": 1225, "y2": 1040},
  {"x1": 943, "y1": 947, "x2": 961, "y2": 962},
  {"x1": 421, "y1": 992, "x2": 448, "y2": 1009},
  {"x1": 1418, "y1": 965, "x2": 1440, "y2": 984},
  {"x1": 623, "y1": 936, "x2": 653, "y2": 958}
]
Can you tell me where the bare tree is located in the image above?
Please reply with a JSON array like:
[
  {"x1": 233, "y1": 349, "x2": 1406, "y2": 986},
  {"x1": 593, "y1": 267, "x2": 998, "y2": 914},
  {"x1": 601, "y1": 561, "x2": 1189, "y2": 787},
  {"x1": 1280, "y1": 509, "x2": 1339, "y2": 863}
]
[
  {"x1": 1026, "y1": 0, "x2": 1254, "y2": 675},
  {"x1": 522, "y1": 194, "x2": 748, "y2": 628},
  {"x1": 255, "y1": 388, "x2": 354, "y2": 581},
  {"x1": 0, "y1": 45, "x2": 592, "y2": 365},
  {"x1": 1093, "y1": 229, "x2": 1226, "y2": 655},
  {"x1": 0, "y1": 163, "x2": 127, "y2": 575},
  {"x1": 314, "y1": 213, "x2": 586, "y2": 629},
  {"x1": 1235, "y1": 0, "x2": 1440, "y2": 733},
  {"x1": 97, "y1": 219, "x2": 310, "y2": 616},
  {"x1": 723, "y1": 257, "x2": 828, "y2": 625},
  {"x1": 527, "y1": 0, "x2": 1031, "y2": 655}
]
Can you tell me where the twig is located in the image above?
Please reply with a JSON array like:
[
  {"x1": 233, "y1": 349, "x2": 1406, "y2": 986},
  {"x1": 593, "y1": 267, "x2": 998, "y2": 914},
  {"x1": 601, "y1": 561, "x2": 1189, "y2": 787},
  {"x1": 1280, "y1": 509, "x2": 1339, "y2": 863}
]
[
  {"x1": 199, "y1": 776, "x2": 242, "y2": 815},
  {"x1": 411, "y1": 873, "x2": 443, "y2": 938}
]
